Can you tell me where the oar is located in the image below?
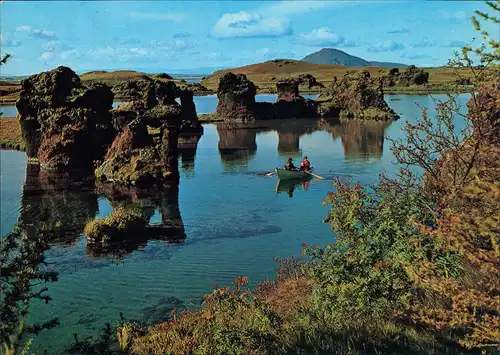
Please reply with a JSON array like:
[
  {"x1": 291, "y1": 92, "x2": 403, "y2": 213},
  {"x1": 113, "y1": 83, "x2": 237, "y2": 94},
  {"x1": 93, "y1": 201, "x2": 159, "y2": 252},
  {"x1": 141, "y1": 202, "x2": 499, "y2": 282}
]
[
  {"x1": 265, "y1": 169, "x2": 276, "y2": 177},
  {"x1": 305, "y1": 171, "x2": 325, "y2": 180}
]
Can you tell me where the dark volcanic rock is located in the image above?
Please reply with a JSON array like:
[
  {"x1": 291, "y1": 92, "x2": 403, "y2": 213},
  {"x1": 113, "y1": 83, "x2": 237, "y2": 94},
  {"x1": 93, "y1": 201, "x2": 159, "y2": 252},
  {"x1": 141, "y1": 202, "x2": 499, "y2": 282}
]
[
  {"x1": 215, "y1": 73, "x2": 320, "y2": 120},
  {"x1": 112, "y1": 79, "x2": 203, "y2": 137},
  {"x1": 154, "y1": 73, "x2": 174, "y2": 80},
  {"x1": 216, "y1": 73, "x2": 258, "y2": 123},
  {"x1": 276, "y1": 78, "x2": 300, "y2": 101},
  {"x1": 274, "y1": 77, "x2": 319, "y2": 118},
  {"x1": 16, "y1": 66, "x2": 116, "y2": 170},
  {"x1": 182, "y1": 82, "x2": 213, "y2": 94},
  {"x1": 318, "y1": 70, "x2": 398, "y2": 120},
  {"x1": 383, "y1": 65, "x2": 429, "y2": 87}
]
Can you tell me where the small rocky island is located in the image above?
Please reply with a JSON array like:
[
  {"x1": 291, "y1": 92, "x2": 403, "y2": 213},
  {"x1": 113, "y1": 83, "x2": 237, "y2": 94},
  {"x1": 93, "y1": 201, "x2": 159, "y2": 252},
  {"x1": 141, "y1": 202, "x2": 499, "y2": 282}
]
[{"x1": 212, "y1": 70, "x2": 398, "y2": 123}]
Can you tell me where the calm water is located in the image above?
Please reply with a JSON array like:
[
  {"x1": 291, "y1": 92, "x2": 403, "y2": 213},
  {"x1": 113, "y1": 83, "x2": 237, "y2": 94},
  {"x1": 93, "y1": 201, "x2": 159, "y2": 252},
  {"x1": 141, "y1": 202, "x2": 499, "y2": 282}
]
[{"x1": 0, "y1": 94, "x2": 469, "y2": 353}]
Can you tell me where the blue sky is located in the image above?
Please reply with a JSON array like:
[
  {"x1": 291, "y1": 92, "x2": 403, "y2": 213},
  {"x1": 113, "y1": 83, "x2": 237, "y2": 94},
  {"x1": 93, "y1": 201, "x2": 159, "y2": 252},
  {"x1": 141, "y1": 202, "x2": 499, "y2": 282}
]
[{"x1": 0, "y1": 1, "x2": 497, "y2": 75}]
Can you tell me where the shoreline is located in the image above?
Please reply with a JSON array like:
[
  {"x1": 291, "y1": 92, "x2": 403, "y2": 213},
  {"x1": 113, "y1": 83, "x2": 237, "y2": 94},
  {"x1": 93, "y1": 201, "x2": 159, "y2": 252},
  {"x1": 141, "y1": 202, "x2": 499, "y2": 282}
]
[{"x1": 0, "y1": 86, "x2": 469, "y2": 106}]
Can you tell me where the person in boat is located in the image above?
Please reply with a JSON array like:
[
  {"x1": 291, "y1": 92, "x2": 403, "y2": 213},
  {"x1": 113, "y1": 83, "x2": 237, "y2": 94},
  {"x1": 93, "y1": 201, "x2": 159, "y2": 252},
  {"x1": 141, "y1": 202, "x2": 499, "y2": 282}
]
[
  {"x1": 299, "y1": 156, "x2": 311, "y2": 172},
  {"x1": 284, "y1": 157, "x2": 298, "y2": 171}
]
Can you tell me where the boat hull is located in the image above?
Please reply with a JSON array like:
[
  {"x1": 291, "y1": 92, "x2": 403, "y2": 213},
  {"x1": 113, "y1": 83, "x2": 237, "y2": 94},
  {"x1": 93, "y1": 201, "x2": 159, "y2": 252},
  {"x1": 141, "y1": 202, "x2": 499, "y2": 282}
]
[{"x1": 275, "y1": 168, "x2": 313, "y2": 180}]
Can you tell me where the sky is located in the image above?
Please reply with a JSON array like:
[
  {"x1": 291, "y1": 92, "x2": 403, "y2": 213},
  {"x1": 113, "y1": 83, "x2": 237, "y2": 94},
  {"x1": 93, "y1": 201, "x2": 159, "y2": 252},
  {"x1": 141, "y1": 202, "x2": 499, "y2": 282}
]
[{"x1": 0, "y1": 1, "x2": 497, "y2": 75}]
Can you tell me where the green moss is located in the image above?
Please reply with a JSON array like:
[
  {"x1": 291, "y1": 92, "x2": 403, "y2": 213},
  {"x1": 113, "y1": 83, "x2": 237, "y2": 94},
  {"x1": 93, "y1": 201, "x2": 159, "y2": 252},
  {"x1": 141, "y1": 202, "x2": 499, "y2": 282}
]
[
  {"x1": 198, "y1": 113, "x2": 224, "y2": 122},
  {"x1": 0, "y1": 140, "x2": 25, "y2": 151}
]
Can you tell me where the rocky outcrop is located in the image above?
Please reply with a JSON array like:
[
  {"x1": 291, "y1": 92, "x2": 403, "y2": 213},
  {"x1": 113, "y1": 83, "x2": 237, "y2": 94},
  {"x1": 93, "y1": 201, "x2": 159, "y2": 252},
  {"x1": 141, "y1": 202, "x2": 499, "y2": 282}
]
[
  {"x1": 318, "y1": 70, "x2": 398, "y2": 120},
  {"x1": 216, "y1": 73, "x2": 258, "y2": 123},
  {"x1": 112, "y1": 79, "x2": 203, "y2": 137},
  {"x1": 216, "y1": 72, "x2": 320, "y2": 121},
  {"x1": 95, "y1": 118, "x2": 177, "y2": 186},
  {"x1": 16, "y1": 66, "x2": 116, "y2": 169},
  {"x1": 383, "y1": 66, "x2": 429, "y2": 87},
  {"x1": 181, "y1": 82, "x2": 214, "y2": 95}
]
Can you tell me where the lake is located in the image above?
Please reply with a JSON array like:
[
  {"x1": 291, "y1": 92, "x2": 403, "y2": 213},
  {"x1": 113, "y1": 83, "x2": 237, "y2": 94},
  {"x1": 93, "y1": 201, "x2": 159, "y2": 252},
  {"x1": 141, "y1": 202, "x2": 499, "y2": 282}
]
[{"x1": 0, "y1": 94, "x2": 469, "y2": 353}]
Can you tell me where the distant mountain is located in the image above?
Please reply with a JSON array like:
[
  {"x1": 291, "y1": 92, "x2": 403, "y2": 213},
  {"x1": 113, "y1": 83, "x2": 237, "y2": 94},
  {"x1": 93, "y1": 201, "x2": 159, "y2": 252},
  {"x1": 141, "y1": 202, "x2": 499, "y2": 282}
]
[{"x1": 302, "y1": 48, "x2": 407, "y2": 68}]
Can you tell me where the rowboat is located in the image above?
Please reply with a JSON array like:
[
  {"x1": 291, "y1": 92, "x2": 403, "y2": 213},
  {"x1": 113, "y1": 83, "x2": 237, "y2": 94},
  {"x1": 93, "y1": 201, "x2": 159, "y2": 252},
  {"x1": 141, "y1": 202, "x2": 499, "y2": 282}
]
[{"x1": 275, "y1": 168, "x2": 314, "y2": 181}]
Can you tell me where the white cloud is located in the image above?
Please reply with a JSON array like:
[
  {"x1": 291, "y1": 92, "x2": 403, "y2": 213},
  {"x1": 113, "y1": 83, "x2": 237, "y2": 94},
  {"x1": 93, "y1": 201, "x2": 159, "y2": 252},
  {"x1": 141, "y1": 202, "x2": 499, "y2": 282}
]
[
  {"x1": 129, "y1": 11, "x2": 185, "y2": 22},
  {"x1": 299, "y1": 27, "x2": 349, "y2": 47},
  {"x1": 367, "y1": 40, "x2": 405, "y2": 52},
  {"x1": 411, "y1": 37, "x2": 467, "y2": 48},
  {"x1": 16, "y1": 25, "x2": 32, "y2": 32},
  {"x1": 0, "y1": 33, "x2": 22, "y2": 48},
  {"x1": 147, "y1": 39, "x2": 192, "y2": 52},
  {"x1": 16, "y1": 25, "x2": 57, "y2": 40},
  {"x1": 89, "y1": 46, "x2": 150, "y2": 61},
  {"x1": 129, "y1": 47, "x2": 148, "y2": 55},
  {"x1": 442, "y1": 10, "x2": 468, "y2": 21},
  {"x1": 39, "y1": 52, "x2": 55, "y2": 62},
  {"x1": 212, "y1": 11, "x2": 291, "y2": 39}
]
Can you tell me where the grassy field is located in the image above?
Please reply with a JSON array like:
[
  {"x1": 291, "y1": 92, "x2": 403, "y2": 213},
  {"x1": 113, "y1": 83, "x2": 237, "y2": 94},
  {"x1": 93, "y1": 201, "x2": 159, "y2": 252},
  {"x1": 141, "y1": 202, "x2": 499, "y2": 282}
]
[
  {"x1": 0, "y1": 61, "x2": 474, "y2": 104},
  {"x1": 0, "y1": 117, "x2": 24, "y2": 151},
  {"x1": 200, "y1": 59, "x2": 473, "y2": 93}
]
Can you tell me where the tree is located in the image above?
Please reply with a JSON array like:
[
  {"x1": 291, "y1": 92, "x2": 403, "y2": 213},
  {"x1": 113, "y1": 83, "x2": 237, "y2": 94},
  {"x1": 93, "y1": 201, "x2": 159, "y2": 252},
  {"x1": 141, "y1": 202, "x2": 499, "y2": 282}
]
[{"x1": 0, "y1": 224, "x2": 59, "y2": 355}]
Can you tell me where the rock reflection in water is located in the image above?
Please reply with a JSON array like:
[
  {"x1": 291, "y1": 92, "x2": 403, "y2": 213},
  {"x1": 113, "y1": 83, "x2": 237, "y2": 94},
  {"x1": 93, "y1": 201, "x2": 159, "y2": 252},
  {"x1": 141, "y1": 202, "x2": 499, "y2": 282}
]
[
  {"x1": 217, "y1": 123, "x2": 257, "y2": 168},
  {"x1": 277, "y1": 132, "x2": 301, "y2": 157},
  {"x1": 86, "y1": 184, "x2": 186, "y2": 259},
  {"x1": 178, "y1": 136, "x2": 200, "y2": 176},
  {"x1": 328, "y1": 120, "x2": 390, "y2": 160},
  {"x1": 19, "y1": 164, "x2": 98, "y2": 244},
  {"x1": 214, "y1": 118, "x2": 392, "y2": 168}
]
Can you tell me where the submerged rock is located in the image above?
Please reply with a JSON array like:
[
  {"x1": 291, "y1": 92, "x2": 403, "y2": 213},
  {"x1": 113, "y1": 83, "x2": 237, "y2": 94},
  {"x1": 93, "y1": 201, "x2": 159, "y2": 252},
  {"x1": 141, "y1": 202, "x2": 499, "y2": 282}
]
[
  {"x1": 16, "y1": 66, "x2": 116, "y2": 169},
  {"x1": 86, "y1": 184, "x2": 185, "y2": 258},
  {"x1": 318, "y1": 70, "x2": 398, "y2": 120}
]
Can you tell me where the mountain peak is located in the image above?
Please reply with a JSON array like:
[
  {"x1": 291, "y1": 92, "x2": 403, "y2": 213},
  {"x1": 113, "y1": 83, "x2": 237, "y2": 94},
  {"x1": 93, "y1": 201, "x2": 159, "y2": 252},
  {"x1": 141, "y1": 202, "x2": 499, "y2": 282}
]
[{"x1": 302, "y1": 48, "x2": 407, "y2": 68}]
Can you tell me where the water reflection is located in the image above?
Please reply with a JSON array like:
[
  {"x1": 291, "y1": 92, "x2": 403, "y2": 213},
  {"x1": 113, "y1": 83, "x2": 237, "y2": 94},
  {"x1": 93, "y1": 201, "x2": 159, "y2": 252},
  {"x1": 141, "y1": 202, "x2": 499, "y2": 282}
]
[
  {"x1": 327, "y1": 120, "x2": 390, "y2": 160},
  {"x1": 217, "y1": 123, "x2": 257, "y2": 168},
  {"x1": 87, "y1": 184, "x2": 186, "y2": 258},
  {"x1": 215, "y1": 119, "x2": 392, "y2": 165},
  {"x1": 17, "y1": 163, "x2": 186, "y2": 259},
  {"x1": 178, "y1": 136, "x2": 200, "y2": 177},
  {"x1": 275, "y1": 179, "x2": 311, "y2": 198},
  {"x1": 19, "y1": 165, "x2": 98, "y2": 244}
]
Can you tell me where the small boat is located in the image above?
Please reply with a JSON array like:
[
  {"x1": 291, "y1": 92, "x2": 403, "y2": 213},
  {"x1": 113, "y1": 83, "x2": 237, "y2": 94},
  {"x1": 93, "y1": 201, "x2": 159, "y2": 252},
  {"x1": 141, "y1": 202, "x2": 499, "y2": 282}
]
[{"x1": 275, "y1": 168, "x2": 314, "y2": 181}]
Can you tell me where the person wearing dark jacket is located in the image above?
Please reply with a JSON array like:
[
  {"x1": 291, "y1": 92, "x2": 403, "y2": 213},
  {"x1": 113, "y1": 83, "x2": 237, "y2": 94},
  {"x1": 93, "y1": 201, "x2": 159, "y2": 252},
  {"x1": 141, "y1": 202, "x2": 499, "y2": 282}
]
[{"x1": 284, "y1": 158, "x2": 297, "y2": 171}]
